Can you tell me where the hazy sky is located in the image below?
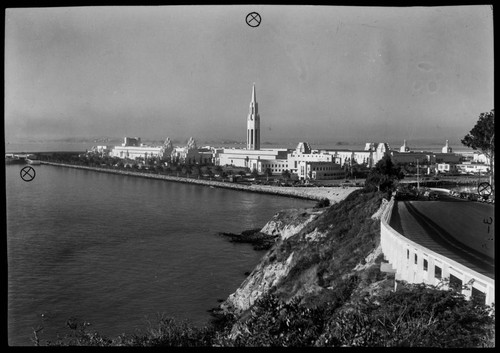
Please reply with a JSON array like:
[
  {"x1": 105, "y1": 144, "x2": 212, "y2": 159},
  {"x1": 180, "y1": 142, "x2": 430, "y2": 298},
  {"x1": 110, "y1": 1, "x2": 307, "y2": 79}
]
[{"x1": 5, "y1": 5, "x2": 494, "y2": 145}]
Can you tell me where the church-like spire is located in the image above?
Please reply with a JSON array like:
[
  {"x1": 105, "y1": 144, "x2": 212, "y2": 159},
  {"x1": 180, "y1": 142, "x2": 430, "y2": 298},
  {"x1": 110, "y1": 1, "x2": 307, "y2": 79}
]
[
  {"x1": 247, "y1": 83, "x2": 260, "y2": 150},
  {"x1": 249, "y1": 83, "x2": 258, "y2": 116}
]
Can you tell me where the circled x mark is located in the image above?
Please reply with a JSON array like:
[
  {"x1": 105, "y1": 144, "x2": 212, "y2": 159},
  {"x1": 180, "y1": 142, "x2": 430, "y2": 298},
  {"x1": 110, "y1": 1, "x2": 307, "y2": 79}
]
[
  {"x1": 478, "y1": 182, "x2": 492, "y2": 196},
  {"x1": 246, "y1": 12, "x2": 261, "y2": 27},
  {"x1": 20, "y1": 166, "x2": 36, "y2": 182}
]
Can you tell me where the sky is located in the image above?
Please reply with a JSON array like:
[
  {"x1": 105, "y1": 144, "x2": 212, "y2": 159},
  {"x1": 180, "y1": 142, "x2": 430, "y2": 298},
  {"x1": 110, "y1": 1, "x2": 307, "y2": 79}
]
[{"x1": 5, "y1": 5, "x2": 494, "y2": 147}]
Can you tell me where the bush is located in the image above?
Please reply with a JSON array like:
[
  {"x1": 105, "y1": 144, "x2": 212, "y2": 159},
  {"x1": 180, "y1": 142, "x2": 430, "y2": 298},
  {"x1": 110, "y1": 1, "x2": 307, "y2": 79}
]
[
  {"x1": 314, "y1": 198, "x2": 330, "y2": 208},
  {"x1": 318, "y1": 281, "x2": 495, "y2": 347}
]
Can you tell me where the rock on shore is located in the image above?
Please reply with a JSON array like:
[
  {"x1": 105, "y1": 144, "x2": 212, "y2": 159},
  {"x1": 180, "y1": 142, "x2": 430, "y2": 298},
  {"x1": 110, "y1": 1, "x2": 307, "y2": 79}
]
[{"x1": 218, "y1": 228, "x2": 277, "y2": 251}]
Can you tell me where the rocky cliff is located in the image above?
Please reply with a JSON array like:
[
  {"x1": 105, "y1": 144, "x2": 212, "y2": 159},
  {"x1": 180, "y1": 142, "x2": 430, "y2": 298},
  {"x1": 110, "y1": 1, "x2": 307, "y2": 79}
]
[{"x1": 220, "y1": 189, "x2": 394, "y2": 318}]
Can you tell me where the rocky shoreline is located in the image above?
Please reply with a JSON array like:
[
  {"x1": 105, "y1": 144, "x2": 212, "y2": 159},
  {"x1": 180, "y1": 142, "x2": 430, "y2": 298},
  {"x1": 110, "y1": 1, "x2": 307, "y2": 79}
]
[{"x1": 218, "y1": 228, "x2": 277, "y2": 251}]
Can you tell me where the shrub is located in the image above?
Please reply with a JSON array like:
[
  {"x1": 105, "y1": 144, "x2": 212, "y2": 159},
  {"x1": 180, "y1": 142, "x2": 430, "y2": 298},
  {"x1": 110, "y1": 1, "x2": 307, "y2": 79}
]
[
  {"x1": 318, "y1": 281, "x2": 495, "y2": 347},
  {"x1": 314, "y1": 198, "x2": 330, "y2": 208}
]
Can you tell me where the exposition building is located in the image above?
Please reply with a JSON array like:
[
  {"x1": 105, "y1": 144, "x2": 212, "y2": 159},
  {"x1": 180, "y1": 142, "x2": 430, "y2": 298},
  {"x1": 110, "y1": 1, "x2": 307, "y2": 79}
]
[
  {"x1": 110, "y1": 137, "x2": 164, "y2": 160},
  {"x1": 217, "y1": 84, "x2": 291, "y2": 174},
  {"x1": 217, "y1": 84, "x2": 392, "y2": 180}
]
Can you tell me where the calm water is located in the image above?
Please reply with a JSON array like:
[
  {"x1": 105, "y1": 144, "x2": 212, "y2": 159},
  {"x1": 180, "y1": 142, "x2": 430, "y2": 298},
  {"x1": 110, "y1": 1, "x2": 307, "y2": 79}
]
[{"x1": 6, "y1": 164, "x2": 313, "y2": 346}]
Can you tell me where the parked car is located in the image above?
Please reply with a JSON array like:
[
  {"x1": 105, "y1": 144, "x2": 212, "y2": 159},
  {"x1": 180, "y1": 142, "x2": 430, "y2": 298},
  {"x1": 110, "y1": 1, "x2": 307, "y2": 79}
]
[{"x1": 423, "y1": 190, "x2": 439, "y2": 200}]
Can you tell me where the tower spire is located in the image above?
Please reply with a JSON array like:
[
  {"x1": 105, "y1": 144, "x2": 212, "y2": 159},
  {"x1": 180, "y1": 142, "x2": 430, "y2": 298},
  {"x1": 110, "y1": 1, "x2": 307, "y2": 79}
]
[{"x1": 247, "y1": 83, "x2": 260, "y2": 150}]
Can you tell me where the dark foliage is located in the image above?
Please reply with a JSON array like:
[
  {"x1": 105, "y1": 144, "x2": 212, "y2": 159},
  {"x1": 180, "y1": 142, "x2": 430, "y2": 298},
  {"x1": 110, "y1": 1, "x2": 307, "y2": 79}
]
[
  {"x1": 365, "y1": 155, "x2": 404, "y2": 192},
  {"x1": 314, "y1": 198, "x2": 330, "y2": 208}
]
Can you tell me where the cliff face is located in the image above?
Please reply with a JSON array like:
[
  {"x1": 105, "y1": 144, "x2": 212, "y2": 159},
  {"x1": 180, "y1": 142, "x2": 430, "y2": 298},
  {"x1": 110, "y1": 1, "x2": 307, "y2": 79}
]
[
  {"x1": 260, "y1": 208, "x2": 325, "y2": 240},
  {"x1": 221, "y1": 189, "x2": 392, "y2": 317},
  {"x1": 222, "y1": 208, "x2": 326, "y2": 314}
]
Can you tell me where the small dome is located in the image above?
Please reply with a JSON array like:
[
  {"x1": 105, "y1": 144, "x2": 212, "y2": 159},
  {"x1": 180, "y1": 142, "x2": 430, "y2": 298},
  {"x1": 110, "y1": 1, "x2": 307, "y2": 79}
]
[{"x1": 296, "y1": 142, "x2": 312, "y2": 154}]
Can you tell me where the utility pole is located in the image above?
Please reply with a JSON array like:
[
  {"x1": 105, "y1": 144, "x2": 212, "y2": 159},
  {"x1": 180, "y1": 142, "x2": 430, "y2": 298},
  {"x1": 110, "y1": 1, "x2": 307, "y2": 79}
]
[{"x1": 416, "y1": 158, "x2": 420, "y2": 191}]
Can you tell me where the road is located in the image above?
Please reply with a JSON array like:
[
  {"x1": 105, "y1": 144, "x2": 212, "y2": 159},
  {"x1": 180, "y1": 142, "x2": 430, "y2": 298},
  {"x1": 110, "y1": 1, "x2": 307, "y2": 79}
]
[{"x1": 390, "y1": 193, "x2": 494, "y2": 279}]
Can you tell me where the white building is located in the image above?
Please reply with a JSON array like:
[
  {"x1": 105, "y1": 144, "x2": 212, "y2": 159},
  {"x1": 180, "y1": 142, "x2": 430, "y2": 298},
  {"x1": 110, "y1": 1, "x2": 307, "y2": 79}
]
[
  {"x1": 456, "y1": 163, "x2": 491, "y2": 175},
  {"x1": 111, "y1": 137, "x2": 169, "y2": 160},
  {"x1": 218, "y1": 148, "x2": 289, "y2": 172},
  {"x1": 297, "y1": 161, "x2": 344, "y2": 180},
  {"x1": 436, "y1": 163, "x2": 459, "y2": 174},
  {"x1": 217, "y1": 84, "x2": 290, "y2": 174},
  {"x1": 171, "y1": 137, "x2": 200, "y2": 164},
  {"x1": 89, "y1": 145, "x2": 112, "y2": 156},
  {"x1": 473, "y1": 152, "x2": 491, "y2": 165},
  {"x1": 287, "y1": 142, "x2": 336, "y2": 175},
  {"x1": 320, "y1": 142, "x2": 390, "y2": 168},
  {"x1": 400, "y1": 140, "x2": 410, "y2": 153},
  {"x1": 442, "y1": 140, "x2": 453, "y2": 153}
]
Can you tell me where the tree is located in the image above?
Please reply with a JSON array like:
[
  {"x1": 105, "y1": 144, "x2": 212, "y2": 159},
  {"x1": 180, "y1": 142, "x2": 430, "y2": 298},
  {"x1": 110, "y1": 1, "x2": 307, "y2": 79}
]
[
  {"x1": 214, "y1": 165, "x2": 223, "y2": 176},
  {"x1": 365, "y1": 155, "x2": 403, "y2": 192},
  {"x1": 251, "y1": 168, "x2": 259, "y2": 178},
  {"x1": 461, "y1": 110, "x2": 494, "y2": 188},
  {"x1": 281, "y1": 169, "x2": 291, "y2": 182},
  {"x1": 264, "y1": 167, "x2": 273, "y2": 181}
]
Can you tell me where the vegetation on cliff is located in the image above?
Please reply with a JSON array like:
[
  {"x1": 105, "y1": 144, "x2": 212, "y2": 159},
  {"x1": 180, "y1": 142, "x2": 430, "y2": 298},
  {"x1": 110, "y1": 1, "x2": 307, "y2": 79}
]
[{"x1": 34, "y1": 189, "x2": 495, "y2": 347}]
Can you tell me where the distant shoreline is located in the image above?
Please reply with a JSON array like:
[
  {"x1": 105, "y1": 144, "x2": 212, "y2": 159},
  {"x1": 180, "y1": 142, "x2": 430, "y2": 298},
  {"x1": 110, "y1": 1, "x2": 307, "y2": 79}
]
[{"x1": 39, "y1": 161, "x2": 360, "y2": 204}]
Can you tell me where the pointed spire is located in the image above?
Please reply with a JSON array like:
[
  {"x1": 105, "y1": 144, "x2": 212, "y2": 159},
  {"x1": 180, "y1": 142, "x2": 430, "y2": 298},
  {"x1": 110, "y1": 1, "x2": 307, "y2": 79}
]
[{"x1": 252, "y1": 83, "x2": 256, "y2": 102}]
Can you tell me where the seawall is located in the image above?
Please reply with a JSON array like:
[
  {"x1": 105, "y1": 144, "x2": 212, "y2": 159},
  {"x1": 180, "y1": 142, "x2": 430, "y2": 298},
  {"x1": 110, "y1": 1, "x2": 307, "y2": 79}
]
[{"x1": 40, "y1": 161, "x2": 359, "y2": 203}]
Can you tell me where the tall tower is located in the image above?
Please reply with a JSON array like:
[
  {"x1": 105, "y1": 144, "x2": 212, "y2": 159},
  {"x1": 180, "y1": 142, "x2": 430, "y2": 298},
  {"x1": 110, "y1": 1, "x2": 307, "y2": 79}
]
[
  {"x1": 442, "y1": 140, "x2": 452, "y2": 153},
  {"x1": 247, "y1": 83, "x2": 260, "y2": 150}
]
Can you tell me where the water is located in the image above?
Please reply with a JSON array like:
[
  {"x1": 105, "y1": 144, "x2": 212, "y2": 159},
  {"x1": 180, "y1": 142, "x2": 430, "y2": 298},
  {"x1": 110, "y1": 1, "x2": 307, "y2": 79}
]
[
  {"x1": 6, "y1": 164, "x2": 313, "y2": 346},
  {"x1": 5, "y1": 139, "x2": 472, "y2": 154}
]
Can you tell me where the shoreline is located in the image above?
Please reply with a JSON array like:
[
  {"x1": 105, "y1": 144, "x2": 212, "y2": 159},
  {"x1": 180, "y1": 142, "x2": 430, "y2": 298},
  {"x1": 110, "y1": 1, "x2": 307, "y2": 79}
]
[{"x1": 39, "y1": 161, "x2": 361, "y2": 204}]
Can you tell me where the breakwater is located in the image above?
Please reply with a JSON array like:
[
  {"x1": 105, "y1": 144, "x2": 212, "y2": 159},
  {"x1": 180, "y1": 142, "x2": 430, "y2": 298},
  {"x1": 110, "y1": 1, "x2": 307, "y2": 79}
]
[{"x1": 39, "y1": 162, "x2": 352, "y2": 202}]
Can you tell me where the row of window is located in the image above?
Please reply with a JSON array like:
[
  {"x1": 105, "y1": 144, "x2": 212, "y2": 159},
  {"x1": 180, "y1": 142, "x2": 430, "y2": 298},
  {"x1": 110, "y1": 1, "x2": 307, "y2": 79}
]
[
  {"x1": 310, "y1": 166, "x2": 337, "y2": 171},
  {"x1": 405, "y1": 250, "x2": 486, "y2": 304},
  {"x1": 407, "y1": 249, "x2": 441, "y2": 278},
  {"x1": 266, "y1": 163, "x2": 288, "y2": 169}
]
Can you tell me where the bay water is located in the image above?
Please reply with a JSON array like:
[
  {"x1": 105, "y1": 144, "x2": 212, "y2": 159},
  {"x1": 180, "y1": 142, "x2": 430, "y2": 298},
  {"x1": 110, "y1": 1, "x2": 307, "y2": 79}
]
[{"x1": 6, "y1": 164, "x2": 313, "y2": 345}]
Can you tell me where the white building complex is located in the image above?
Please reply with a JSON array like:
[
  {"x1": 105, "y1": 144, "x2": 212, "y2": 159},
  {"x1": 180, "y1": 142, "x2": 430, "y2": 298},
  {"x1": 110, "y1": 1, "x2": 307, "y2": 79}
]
[
  {"x1": 216, "y1": 83, "x2": 394, "y2": 180},
  {"x1": 105, "y1": 83, "x2": 485, "y2": 181},
  {"x1": 217, "y1": 84, "x2": 291, "y2": 174},
  {"x1": 110, "y1": 137, "x2": 163, "y2": 160}
]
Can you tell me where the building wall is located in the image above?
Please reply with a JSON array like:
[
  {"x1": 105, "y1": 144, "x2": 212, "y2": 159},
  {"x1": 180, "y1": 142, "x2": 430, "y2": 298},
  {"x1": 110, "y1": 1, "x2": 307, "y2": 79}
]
[
  {"x1": 437, "y1": 163, "x2": 458, "y2": 173},
  {"x1": 390, "y1": 151, "x2": 435, "y2": 164},
  {"x1": 319, "y1": 143, "x2": 389, "y2": 168},
  {"x1": 298, "y1": 161, "x2": 344, "y2": 180},
  {"x1": 380, "y1": 196, "x2": 494, "y2": 306},
  {"x1": 111, "y1": 146, "x2": 162, "y2": 159},
  {"x1": 456, "y1": 163, "x2": 491, "y2": 174},
  {"x1": 256, "y1": 159, "x2": 290, "y2": 174},
  {"x1": 434, "y1": 153, "x2": 461, "y2": 164},
  {"x1": 287, "y1": 151, "x2": 333, "y2": 174},
  {"x1": 122, "y1": 137, "x2": 142, "y2": 147},
  {"x1": 217, "y1": 148, "x2": 289, "y2": 169},
  {"x1": 473, "y1": 153, "x2": 491, "y2": 165}
]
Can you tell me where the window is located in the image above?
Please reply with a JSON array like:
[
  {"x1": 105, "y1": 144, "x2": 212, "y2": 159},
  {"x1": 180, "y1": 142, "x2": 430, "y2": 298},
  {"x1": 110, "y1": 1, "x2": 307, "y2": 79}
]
[
  {"x1": 449, "y1": 274, "x2": 462, "y2": 291},
  {"x1": 423, "y1": 259, "x2": 428, "y2": 271},
  {"x1": 406, "y1": 249, "x2": 409, "y2": 259},
  {"x1": 471, "y1": 287, "x2": 486, "y2": 305},
  {"x1": 414, "y1": 254, "x2": 418, "y2": 264},
  {"x1": 434, "y1": 266, "x2": 442, "y2": 279}
]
